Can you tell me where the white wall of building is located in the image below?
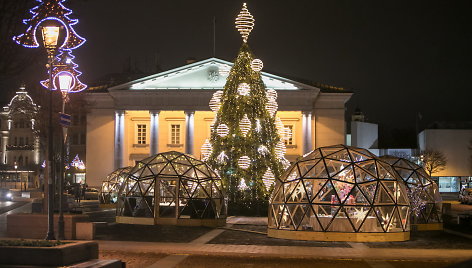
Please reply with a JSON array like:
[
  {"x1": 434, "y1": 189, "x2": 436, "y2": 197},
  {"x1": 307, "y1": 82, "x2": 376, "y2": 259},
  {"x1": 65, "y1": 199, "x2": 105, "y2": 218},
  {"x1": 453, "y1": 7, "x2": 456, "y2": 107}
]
[
  {"x1": 418, "y1": 129, "x2": 472, "y2": 177},
  {"x1": 351, "y1": 121, "x2": 378, "y2": 150}
]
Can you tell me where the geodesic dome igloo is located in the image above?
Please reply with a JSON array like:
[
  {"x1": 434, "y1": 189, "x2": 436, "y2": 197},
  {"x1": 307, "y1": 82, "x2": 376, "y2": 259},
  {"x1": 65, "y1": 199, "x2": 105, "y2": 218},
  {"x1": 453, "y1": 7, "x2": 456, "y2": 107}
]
[
  {"x1": 116, "y1": 151, "x2": 227, "y2": 227},
  {"x1": 268, "y1": 145, "x2": 411, "y2": 242},
  {"x1": 381, "y1": 156, "x2": 442, "y2": 227},
  {"x1": 99, "y1": 166, "x2": 132, "y2": 204}
]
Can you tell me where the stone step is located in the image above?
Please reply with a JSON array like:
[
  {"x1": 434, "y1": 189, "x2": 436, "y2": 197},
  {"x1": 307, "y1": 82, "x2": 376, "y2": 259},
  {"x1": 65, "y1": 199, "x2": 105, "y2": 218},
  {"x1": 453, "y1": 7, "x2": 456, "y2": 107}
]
[{"x1": 69, "y1": 259, "x2": 124, "y2": 268}]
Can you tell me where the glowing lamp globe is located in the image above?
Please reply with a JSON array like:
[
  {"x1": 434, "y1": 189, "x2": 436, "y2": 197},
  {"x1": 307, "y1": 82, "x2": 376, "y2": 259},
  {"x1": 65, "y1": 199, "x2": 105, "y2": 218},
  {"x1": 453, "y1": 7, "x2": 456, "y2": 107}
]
[
  {"x1": 58, "y1": 72, "x2": 74, "y2": 93},
  {"x1": 41, "y1": 26, "x2": 60, "y2": 48}
]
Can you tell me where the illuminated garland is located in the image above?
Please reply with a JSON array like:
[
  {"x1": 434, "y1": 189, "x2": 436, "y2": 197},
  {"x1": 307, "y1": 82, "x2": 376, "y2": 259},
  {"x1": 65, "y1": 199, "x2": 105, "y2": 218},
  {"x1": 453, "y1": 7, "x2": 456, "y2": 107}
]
[
  {"x1": 13, "y1": 0, "x2": 86, "y2": 50},
  {"x1": 40, "y1": 49, "x2": 87, "y2": 92}
]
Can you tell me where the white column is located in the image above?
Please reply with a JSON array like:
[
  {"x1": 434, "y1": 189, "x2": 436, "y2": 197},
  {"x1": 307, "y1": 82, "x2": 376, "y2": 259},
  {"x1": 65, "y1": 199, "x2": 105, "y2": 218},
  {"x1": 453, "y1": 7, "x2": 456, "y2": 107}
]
[
  {"x1": 34, "y1": 136, "x2": 40, "y2": 164},
  {"x1": 114, "y1": 110, "x2": 125, "y2": 169},
  {"x1": 1, "y1": 136, "x2": 8, "y2": 164},
  {"x1": 302, "y1": 111, "x2": 313, "y2": 154},
  {"x1": 185, "y1": 111, "x2": 195, "y2": 155},
  {"x1": 149, "y1": 110, "x2": 160, "y2": 156}
]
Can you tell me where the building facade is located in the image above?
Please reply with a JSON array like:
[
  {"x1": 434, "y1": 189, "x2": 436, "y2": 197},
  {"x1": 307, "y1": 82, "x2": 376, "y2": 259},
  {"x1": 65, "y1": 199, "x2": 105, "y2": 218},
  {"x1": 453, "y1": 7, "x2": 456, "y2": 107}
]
[
  {"x1": 85, "y1": 58, "x2": 352, "y2": 187},
  {"x1": 0, "y1": 88, "x2": 41, "y2": 189},
  {"x1": 419, "y1": 127, "x2": 472, "y2": 192}
]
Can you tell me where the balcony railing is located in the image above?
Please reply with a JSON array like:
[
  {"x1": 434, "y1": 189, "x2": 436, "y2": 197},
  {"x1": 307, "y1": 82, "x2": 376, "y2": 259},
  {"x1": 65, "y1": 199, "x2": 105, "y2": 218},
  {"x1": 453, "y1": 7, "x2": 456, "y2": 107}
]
[{"x1": 6, "y1": 144, "x2": 34, "y2": 151}]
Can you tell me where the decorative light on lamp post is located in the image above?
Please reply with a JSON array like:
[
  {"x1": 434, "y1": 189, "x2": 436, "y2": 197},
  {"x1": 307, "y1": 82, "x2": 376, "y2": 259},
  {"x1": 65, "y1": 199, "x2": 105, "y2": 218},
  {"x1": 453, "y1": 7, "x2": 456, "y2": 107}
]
[
  {"x1": 42, "y1": 23, "x2": 60, "y2": 241},
  {"x1": 14, "y1": 0, "x2": 87, "y2": 241}
]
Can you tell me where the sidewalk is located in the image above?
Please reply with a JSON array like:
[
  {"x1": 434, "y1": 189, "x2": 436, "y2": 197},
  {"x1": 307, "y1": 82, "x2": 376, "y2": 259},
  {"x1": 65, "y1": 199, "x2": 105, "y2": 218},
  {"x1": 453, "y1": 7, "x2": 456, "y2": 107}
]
[{"x1": 98, "y1": 240, "x2": 472, "y2": 261}]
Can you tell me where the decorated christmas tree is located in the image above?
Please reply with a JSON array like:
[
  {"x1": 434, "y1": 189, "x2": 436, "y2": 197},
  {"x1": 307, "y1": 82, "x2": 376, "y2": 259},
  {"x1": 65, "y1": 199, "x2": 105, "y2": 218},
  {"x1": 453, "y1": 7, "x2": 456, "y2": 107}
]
[
  {"x1": 13, "y1": 0, "x2": 86, "y2": 50},
  {"x1": 203, "y1": 3, "x2": 290, "y2": 210}
]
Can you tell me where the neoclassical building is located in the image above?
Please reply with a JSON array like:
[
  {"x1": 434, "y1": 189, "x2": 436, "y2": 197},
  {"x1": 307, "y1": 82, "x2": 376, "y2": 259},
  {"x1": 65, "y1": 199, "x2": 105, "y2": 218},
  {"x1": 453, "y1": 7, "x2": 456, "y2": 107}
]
[
  {"x1": 0, "y1": 88, "x2": 41, "y2": 188},
  {"x1": 86, "y1": 58, "x2": 352, "y2": 187}
]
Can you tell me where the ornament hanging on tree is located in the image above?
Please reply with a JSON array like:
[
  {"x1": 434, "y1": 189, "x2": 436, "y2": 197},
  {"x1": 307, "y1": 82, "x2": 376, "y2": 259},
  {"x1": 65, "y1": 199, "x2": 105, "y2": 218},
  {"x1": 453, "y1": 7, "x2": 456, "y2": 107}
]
[
  {"x1": 262, "y1": 168, "x2": 275, "y2": 190},
  {"x1": 201, "y1": 139, "x2": 212, "y2": 161},
  {"x1": 239, "y1": 114, "x2": 251, "y2": 136},
  {"x1": 266, "y1": 98, "x2": 278, "y2": 117},
  {"x1": 266, "y1": 89, "x2": 277, "y2": 101},
  {"x1": 275, "y1": 141, "x2": 286, "y2": 159},
  {"x1": 216, "y1": 151, "x2": 229, "y2": 164},
  {"x1": 238, "y1": 156, "x2": 251, "y2": 169},
  {"x1": 209, "y1": 90, "x2": 223, "y2": 112},
  {"x1": 251, "y1": 59, "x2": 263, "y2": 72},
  {"x1": 275, "y1": 117, "x2": 285, "y2": 137},
  {"x1": 237, "y1": 83, "x2": 251, "y2": 96},
  {"x1": 235, "y1": 3, "x2": 255, "y2": 43},
  {"x1": 217, "y1": 124, "x2": 229, "y2": 137}
]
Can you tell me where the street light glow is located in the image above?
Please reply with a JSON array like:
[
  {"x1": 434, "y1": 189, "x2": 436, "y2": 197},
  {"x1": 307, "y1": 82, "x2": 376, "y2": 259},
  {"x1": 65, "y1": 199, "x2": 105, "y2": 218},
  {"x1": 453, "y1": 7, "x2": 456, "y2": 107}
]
[
  {"x1": 58, "y1": 72, "x2": 74, "y2": 93},
  {"x1": 41, "y1": 26, "x2": 60, "y2": 49}
]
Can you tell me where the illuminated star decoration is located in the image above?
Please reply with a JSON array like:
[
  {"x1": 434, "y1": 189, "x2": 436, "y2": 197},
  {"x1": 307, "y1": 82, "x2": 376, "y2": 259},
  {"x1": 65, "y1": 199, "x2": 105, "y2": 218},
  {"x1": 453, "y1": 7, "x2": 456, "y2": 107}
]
[
  {"x1": 40, "y1": 49, "x2": 87, "y2": 93},
  {"x1": 352, "y1": 207, "x2": 369, "y2": 223},
  {"x1": 235, "y1": 3, "x2": 255, "y2": 43},
  {"x1": 13, "y1": 0, "x2": 86, "y2": 50}
]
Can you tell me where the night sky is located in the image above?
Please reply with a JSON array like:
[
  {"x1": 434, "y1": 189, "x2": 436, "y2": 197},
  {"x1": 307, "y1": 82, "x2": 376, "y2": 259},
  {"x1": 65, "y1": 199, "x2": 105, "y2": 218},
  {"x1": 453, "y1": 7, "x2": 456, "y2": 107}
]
[{"x1": 2, "y1": 0, "x2": 471, "y2": 131}]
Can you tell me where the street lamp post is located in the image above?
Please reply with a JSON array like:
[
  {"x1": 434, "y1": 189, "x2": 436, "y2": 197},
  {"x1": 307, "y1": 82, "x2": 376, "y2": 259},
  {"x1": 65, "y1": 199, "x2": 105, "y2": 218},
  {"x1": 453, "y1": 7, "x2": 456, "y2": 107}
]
[
  {"x1": 57, "y1": 72, "x2": 73, "y2": 240},
  {"x1": 41, "y1": 25, "x2": 60, "y2": 241},
  {"x1": 14, "y1": 162, "x2": 18, "y2": 189}
]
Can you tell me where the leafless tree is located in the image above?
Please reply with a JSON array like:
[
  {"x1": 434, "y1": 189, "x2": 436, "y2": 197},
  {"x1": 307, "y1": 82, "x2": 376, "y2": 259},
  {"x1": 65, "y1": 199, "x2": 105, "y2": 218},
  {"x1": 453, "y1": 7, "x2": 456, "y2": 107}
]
[
  {"x1": 0, "y1": 0, "x2": 39, "y2": 79},
  {"x1": 420, "y1": 149, "x2": 447, "y2": 176}
]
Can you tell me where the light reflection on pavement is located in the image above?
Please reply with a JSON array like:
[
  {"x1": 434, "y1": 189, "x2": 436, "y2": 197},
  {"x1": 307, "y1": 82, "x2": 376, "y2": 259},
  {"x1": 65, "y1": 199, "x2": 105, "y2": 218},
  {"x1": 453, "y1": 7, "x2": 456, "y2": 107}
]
[{"x1": 0, "y1": 202, "x2": 31, "y2": 237}]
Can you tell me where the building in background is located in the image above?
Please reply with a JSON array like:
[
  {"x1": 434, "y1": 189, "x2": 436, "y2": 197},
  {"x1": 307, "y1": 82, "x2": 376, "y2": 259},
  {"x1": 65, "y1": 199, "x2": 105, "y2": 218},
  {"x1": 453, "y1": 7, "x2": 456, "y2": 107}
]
[
  {"x1": 85, "y1": 58, "x2": 353, "y2": 187},
  {"x1": 419, "y1": 122, "x2": 472, "y2": 193},
  {"x1": 0, "y1": 87, "x2": 41, "y2": 189}
]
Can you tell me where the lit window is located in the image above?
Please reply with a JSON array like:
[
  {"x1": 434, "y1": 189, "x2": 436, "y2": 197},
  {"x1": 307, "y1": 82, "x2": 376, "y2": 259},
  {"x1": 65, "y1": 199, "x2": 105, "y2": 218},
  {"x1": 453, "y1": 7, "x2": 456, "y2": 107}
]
[
  {"x1": 284, "y1": 125, "x2": 294, "y2": 146},
  {"x1": 137, "y1": 124, "x2": 147, "y2": 145},
  {"x1": 171, "y1": 124, "x2": 181, "y2": 145}
]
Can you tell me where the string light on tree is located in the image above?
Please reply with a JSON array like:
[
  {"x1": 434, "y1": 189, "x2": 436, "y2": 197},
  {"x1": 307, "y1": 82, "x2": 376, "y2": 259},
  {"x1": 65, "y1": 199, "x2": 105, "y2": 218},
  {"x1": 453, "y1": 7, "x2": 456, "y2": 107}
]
[
  {"x1": 239, "y1": 114, "x2": 251, "y2": 136},
  {"x1": 238, "y1": 156, "x2": 251, "y2": 169},
  {"x1": 235, "y1": 3, "x2": 255, "y2": 43},
  {"x1": 251, "y1": 59, "x2": 263, "y2": 72},
  {"x1": 237, "y1": 83, "x2": 251, "y2": 96},
  {"x1": 217, "y1": 124, "x2": 229, "y2": 137},
  {"x1": 207, "y1": 2, "x2": 285, "y2": 204}
]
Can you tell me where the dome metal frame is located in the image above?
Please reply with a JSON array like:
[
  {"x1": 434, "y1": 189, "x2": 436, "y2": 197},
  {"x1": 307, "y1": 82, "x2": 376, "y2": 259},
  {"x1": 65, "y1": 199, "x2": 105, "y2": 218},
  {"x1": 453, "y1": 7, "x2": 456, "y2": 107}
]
[
  {"x1": 268, "y1": 145, "x2": 411, "y2": 241},
  {"x1": 116, "y1": 151, "x2": 227, "y2": 226},
  {"x1": 99, "y1": 166, "x2": 132, "y2": 204},
  {"x1": 381, "y1": 156, "x2": 442, "y2": 226}
]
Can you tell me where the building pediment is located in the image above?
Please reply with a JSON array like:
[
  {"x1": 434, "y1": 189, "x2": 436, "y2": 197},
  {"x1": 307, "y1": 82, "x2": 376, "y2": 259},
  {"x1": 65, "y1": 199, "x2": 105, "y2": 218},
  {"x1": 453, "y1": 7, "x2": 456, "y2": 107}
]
[{"x1": 109, "y1": 58, "x2": 318, "y2": 91}]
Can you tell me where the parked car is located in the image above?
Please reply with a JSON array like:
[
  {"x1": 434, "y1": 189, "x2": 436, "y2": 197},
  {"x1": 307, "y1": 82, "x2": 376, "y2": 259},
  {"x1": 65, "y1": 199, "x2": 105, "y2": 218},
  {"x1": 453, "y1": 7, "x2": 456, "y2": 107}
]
[
  {"x1": 459, "y1": 188, "x2": 472, "y2": 204},
  {"x1": 84, "y1": 187, "x2": 99, "y2": 200},
  {"x1": 0, "y1": 189, "x2": 13, "y2": 201}
]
